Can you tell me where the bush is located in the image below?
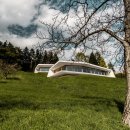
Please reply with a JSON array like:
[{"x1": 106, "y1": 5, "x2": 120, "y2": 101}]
[
  {"x1": 115, "y1": 73, "x2": 126, "y2": 78},
  {"x1": 0, "y1": 60, "x2": 18, "y2": 79}
]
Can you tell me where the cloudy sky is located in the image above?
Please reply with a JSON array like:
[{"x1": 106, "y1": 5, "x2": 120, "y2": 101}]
[
  {"x1": 0, "y1": 0, "x2": 124, "y2": 69},
  {"x1": 0, "y1": 0, "x2": 66, "y2": 48}
]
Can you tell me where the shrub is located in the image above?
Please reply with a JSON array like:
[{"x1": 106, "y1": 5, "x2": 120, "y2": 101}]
[{"x1": 0, "y1": 60, "x2": 18, "y2": 79}]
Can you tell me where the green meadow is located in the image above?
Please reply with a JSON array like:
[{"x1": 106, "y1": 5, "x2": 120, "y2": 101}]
[{"x1": 0, "y1": 72, "x2": 129, "y2": 130}]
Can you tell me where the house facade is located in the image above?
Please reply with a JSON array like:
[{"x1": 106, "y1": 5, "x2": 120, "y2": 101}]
[
  {"x1": 34, "y1": 64, "x2": 54, "y2": 73},
  {"x1": 34, "y1": 61, "x2": 115, "y2": 78}
]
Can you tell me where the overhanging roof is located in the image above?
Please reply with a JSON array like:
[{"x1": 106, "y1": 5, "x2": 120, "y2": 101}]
[{"x1": 50, "y1": 61, "x2": 111, "y2": 72}]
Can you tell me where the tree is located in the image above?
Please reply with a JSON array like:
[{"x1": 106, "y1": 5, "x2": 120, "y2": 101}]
[
  {"x1": 108, "y1": 62, "x2": 115, "y2": 72},
  {"x1": 0, "y1": 60, "x2": 17, "y2": 79},
  {"x1": 21, "y1": 47, "x2": 31, "y2": 71},
  {"x1": 89, "y1": 52, "x2": 98, "y2": 65},
  {"x1": 35, "y1": 49, "x2": 42, "y2": 64},
  {"x1": 52, "y1": 52, "x2": 59, "y2": 63},
  {"x1": 95, "y1": 52, "x2": 107, "y2": 68},
  {"x1": 43, "y1": 50, "x2": 48, "y2": 64},
  {"x1": 39, "y1": 0, "x2": 130, "y2": 126},
  {"x1": 0, "y1": 41, "x2": 21, "y2": 65},
  {"x1": 75, "y1": 52, "x2": 88, "y2": 62},
  {"x1": 30, "y1": 48, "x2": 35, "y2": 70},
  {"x1": 47, "y1": 51, "x2": 53, "y2": 63}
]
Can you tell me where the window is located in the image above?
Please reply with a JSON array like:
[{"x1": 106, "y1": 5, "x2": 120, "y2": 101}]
[
  {"x1": 39, "y1": 67, "x2": 50, "y2": 72},
  {"x1": 54, "y1": 65, "x2": 108, "y2": 76}
]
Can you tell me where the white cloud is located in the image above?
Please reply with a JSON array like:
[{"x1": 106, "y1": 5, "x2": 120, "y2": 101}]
[
  {"x1": 0, "y1": 0, "x2": 39, "y2": 32},
  {"x1": 0, "y1": 0, "x2": 124, "y2": 69}
]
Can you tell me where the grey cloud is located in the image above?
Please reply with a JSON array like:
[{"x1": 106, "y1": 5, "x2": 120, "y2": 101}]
[{"x1": 8, "y1": 24, "x2": 38, "y2": 37}]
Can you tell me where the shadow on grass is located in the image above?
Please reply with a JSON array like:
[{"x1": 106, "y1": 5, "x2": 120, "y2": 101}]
[
  {"x1": 0, "y1": 100, "x2": 40, "y2": 110},
  {"x1": 114, "y1": 99, "x2": 124, "y2": 114},
  {"x1": 0, "y1": 81, "x2": 7, "y2": 84},
  {"x1": 76, "y1": 95, "x2": 124, "y2": 113},
  {"x1": 0, "y1": 96, "x2": 124, "y2": 114},
  {"x1": 6, "y1": 77, "x2": 21, "y2": 80}
]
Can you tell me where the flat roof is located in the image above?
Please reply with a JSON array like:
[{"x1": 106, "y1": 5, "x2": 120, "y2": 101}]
[
  {"x1": 50, "y1": 61, "x2": 111, "y2": 72},
  {"x1": 36, "y1": 64, "x2": 54, "y2": 68}
]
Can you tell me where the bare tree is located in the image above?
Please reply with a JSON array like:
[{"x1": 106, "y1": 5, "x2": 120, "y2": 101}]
[{"x1": 37, "y1": 0, "x2": 130, "y2": 126}]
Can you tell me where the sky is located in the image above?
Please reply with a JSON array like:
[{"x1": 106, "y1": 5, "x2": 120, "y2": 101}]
[
  {"x1": 0, "y1": 0, "x2": 124, "y2": 70},
  {"x1": 0, "y1": 0, "x2": 118, "y2": 48},
  {"x1": 0, "y1": 0, "x2": 94, "y2": 59},
  {"x1": 0, "y1": 0, "x2": 63, "y2": 48}
]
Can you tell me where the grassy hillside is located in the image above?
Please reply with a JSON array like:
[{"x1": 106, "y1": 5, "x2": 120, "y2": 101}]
[{"x1": 0, "y1": 72, "x2": 129, "y2": 130}]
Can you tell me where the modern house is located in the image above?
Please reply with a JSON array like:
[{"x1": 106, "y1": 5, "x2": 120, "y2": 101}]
[
  {"x1": 34, "y1": 61, "x2": 115, "y2": 78},
  {"x1": 47, "y1": 61, "x2": 115, "y2": 78},
  {"x1": 34, "y1": 64, "x2": 54, "y2": 73}
]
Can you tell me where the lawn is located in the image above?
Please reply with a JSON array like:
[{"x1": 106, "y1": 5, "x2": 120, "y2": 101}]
[{"x1": 0, "y1": 72, "x2": 129, "y2": 130}]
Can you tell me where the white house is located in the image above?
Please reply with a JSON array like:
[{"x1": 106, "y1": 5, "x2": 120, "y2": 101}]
[
  {"x1": 34, "y1": 64, "x2": 54, "y2": 73},
  {"x1": 34, "y1": 61, "x2": 115, "y2": 78}
]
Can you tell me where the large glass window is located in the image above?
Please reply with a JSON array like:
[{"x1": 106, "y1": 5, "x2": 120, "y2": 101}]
[
  {"x1": 39, "y1": 67, "x2": 50, "y2": 72},
  {"x1": 65, "y1": 65, "x2": 83, "y2": 72},
  {"x1": 57, "y1": 65, "x2": 108, "y2": 75}
]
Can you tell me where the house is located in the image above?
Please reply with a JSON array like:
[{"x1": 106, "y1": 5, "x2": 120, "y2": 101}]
[
  {"x1": 34, "y1": 64, "x2": 54, "y2": 73},
  {"x1": 34, "y1": 61, "x2": 115, "y2": 78}
]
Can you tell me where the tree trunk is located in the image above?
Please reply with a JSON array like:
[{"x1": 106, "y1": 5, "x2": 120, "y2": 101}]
[
  {"x1": 123, "y1": 46, "x2": 130, "y2": 126},
  {"x1": 122, "y1": 0, "x2": 130, "y2": 126}
]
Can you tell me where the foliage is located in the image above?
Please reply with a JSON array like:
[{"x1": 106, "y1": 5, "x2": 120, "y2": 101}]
[
  {"x1": 108, "y1": 62, "x2": 115, "y2": 72},
  {"x1": 0, "y1": 41, "x2": 21, "y2": 64},
  {"x1": 75, "y1": 52, "x2": 89, "y2": 62},
  {"x1": 89, "y1": 52, "x2": 107, "y2": 68},
  {"x1": 116, "y1": 73, "x2": 126, "y2": 78},
  {"x1": 0, "y1": 60, "x2": 17, "y2": 79},
  {"x1": 0, "y1": 41, "x2": 59, "y2": 72},
  {"x1": 52, "y1": 52, "x2": 59, "y2": 63},
  {"x1": 95, "y1": 52, "x2": 107, "y2": 68},
  {"x1": 0, "y1": 72, "x2": 128, "y2": 130},
  {"x1": 89, "y1": 52, "x2": 98, "y2": 65}
]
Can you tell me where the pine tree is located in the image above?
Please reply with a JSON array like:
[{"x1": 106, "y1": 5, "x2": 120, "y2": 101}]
[
  {"x1": 36, "y1": 49, "x2": 42, "y2": 65},
  {"x1": 3, "y1": 41, "x2": 7, "y2": 47},
  {"x1": 47, "y1": 51, "x2": 53, "y2": 63},
  {"x1": 89, "y1": 52, "x2": 98, "y2": 65},
  {"x1": 52, "y1": 53, "x2": 59, "y2": 63},
  {"x1": 43, "y1": 50, "x2": 48, "y2": 64},
  {"x1": 30, "y1": 48, "x2": 35, "y2": 70},
  {"x1": 75, "y1": 52, "x2": 88, "y2": 62},
  {"x1": 21, "y1": 47, "x2": 31, "y2": 71},
  {"x1": 108, "y1": 62, "x2": 115, "y2": 72},
  {"x1": 95, "y1": 52, "x2": 107, "y2": 68}
]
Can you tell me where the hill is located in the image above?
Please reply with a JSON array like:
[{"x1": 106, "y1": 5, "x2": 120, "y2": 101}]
[{"x1": 0, "y1": 72, "x2": 129, "y2": 130}]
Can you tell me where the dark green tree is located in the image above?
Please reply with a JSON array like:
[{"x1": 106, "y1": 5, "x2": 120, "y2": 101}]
[
  {"x1": 89, "y1": 52, "x2": 98, "y2": 65},
  {"x1": 35, "y1": 49, "x2": 41, "y2": 64},
  {"x1": 21, "y1": 47, "x2": 31, "y2": 71},
  {"x1": 95, "y1": 52, "x2": 107, "y2": 68},
  {"x1": 75, "y1": 52, "x2": 88, "y2": 62},
  {"x1": 47, "y1": 51, "x2": 53, "y2": 63},
  {"x1": 108, "y1": 62, "x2": 115, "y2": 72},
  {"x1": 30, "y1": 48, "x2": 35, "y2": 70},
  {"x1": 52, "y1": 52, "x2": 59, "y2": 63},
  {"x1": 43, "y1": 50, "x2": 48, "y2": 64}
]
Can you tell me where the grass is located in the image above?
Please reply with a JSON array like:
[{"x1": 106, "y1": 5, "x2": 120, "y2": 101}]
[{"x1": 0, "y1": 71, "x2": 129, "y2": 130}]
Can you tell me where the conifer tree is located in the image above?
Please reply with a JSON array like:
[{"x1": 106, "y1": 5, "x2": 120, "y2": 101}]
[
  {"x1": 89, "y1": 52, "x2": 98, "y2": 65},
  {"x1": 75, "y1": 52, "x2": 88, "y2": 62},
  {"x1": 21, "y1": 47, "x2": 31, "y2": 71},
  {"x1": 30, "y1": 48, "x2": 35, "y2": 70},
  {"x1": 95, "y1": 52, "x2": 107, "y2": 68},
  {"x1": 36, "y1": 49, "x2": 41, "y2": 64},
  {"x1": 47, "y1": 51, "x2": 53, "y2": 63},
  {"x1": 52, "y1": 52, "x2": 59, "y2": 63},
  {"x1": 108, "y1": 62, "x2": 115, "y2": 72},
  {"x1": 43, "y1": 50, "x2": 48, "y2": 64}
]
